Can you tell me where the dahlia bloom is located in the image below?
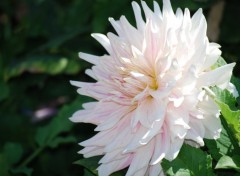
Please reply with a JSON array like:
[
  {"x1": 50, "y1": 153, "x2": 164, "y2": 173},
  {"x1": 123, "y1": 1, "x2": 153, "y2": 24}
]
[{"x1": 70, "y1": 0, "x2": 236, "y2": 175}]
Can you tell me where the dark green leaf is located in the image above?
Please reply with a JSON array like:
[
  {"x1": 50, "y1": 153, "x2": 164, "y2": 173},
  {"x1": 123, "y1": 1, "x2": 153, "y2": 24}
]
[
  {"x1": 3, "y1": 142, "x2": 23, "y2": 165},
  {"x1": 11, "y1": 167, "x2": 33, "y2": 176},
  {"x1": 83, "y1": 169, "x2": 97, "y2": 176},
  {"x1": 0, "y1": 143, "x2": 24, "y2": 176},
  {"x1": 162, "y1": 144, "x2": 215, "y2": 176},
  {"x1": 35, "y1": 96, "x2": 91, "y2": 147},
  {"x1": 74, "y1": 156, "x2": 102, "y2": 175},
  {"x1": 4, "y1": 54, "x2": 87, "y2": 80},
  {"x1": 48, "y1": 135, "x2": 76, "y2": 149},
  {"x1": 5, "y1": 55, "x2": 68, "y2": 80},
  {"x1": 231, "y1": 76, "x2": 240, "y2": 97},
  {"x1": 205, "y1": 127, "x2": 235, "y2": 161},
  {"x1": 36, "y1": 28, "x2": 88, "y2": 51}
]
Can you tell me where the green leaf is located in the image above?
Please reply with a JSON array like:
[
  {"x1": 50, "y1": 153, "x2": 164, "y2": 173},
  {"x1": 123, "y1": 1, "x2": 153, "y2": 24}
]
[
  {"x1": 218, "y1": 102, "x2": 240, "y2": 142},
  {"x1": 231, "y1": 76, "x2": 240, "y2": 98},
  {"x1": 35, "y1": 28, "x2": 88, "y2": 51},
  {"x1": 0, "y1": 143, "x2": 24, "y2": 176},
  {"x1": 11, "y1": 167, "x2": 33, "y2": 176},
  {"x1": 48, "y1": 135, "x2": 76, "y2": 149},
  {"x1": 74, "y1": 156, "x2": 101, "y2": 175},
  {"x1": 205, "y1": 127, "x2": 235, "y2": 161},
  {"x1": 83, "y1": 169, "x2": 96, "y2": 176},
  {"x1": 4, "y1": 55, "x2": 79, "y2": 80},
  {"x1": 162, "y1": 144, "x2": 215, "y2": 176},
  {"x1": 35, "y1": 96, "x2": 91, "y2": 148},
  {"x1": 212, "y1": 88, "x2": 240, "y2": 144},
  {"x1": 215, "y1": 155, "x2": 240, "y2": 171},
  {"x1": 3, "y1": 142, "x2": 23, "y2": 165},
  {"x1": 211, "y1": 86, "x2": 236, "y2": 109},
  {"x1": 211, "y1": 57, "x2": 227, "y2": 70}
]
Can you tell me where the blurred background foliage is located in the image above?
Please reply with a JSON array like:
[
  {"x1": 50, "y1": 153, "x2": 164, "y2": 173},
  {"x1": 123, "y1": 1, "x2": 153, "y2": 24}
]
[{"x1": 1, "y1": 0, "x2": 240, "y2": 175}]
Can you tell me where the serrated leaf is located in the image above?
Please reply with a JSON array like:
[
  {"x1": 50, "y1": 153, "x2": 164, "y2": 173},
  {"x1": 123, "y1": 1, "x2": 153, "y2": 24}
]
[
  {"x1": 217, "y1": 102, "x2": 240, "y2": 142},
  {"x1": 162, "y1": 144, "x2": 215, "y2": 176},
  {"x1": 212, "y1": 88, "x2": 240, "y2": 143},
  {"x1": 215, "y1": 155, "x2": 240, "y2": 170},
  {"x1": 211, "y1": 87, "x2": 236, "y2": 109},
  {"x1": 205, "y1": 127, "x2": 235, "y2": 161}
]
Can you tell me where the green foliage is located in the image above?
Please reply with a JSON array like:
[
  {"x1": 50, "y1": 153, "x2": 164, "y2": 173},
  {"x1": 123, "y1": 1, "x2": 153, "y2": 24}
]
[
  {"x1": 204, "y1": 87, "x2": 240, "y2": 176},
  {"x1": 212, "y1": 87, "x2": 240, "y2": 143},
  {"x1": 205, "y1": 127, "x2": 235, "y2": 161},
  {"x1": 162, "y1": 144, "x2": 215, "y2": 176},
  {"x1": 215, "y1": 155, "x2": 240, "y2": 171},
  {"x1": 1, "y1": 0, "x2": 240, "y2": 176},
  {"x1": 35, "y1": 97, "x2": 85, "y2": 148},
  {"x1": 0, "y1": 143, "x2": 23, "y2": 175},
  {"x1": 74, "y1": 156, "x2": 101, "y2": 175},
  {"x1": 211, "y1": 57, "x2": 227, "y2": 70}
]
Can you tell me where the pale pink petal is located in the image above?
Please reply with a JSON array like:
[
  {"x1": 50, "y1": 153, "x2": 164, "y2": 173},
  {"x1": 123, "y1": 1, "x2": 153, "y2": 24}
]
[
  {"x1": 126, "y1": 140, "x2": 154, "y2": 176},
  {"x1": 198, "y1": 63, "x2": 235, "y2": 88},
  {"x1": 149, "y1": 164, "x2": 164, "y2": 176},
  {"x1": 185, "y1": 118, "x2": 205, "y2": 146},
  {"x1": 91, "y1": 33, "x2": 112, "y2": 54},
  {"x1": 132, "y1": 1, "x2": 145, "y2": 32},
  {"x1": 165, "y1": 138, "x2": 184, "y2": 161},
  {"x1": 98, "y1": 154, "x2": 133, "y2": 176},
  {"x1": 150, "y1": 125, "x2": 170, "y2": 165}
]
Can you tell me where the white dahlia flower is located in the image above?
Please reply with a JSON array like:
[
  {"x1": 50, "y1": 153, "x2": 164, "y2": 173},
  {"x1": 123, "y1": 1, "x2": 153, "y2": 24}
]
[{"x1": 70, "y1": 0, "x2": 236, "y2": 175}]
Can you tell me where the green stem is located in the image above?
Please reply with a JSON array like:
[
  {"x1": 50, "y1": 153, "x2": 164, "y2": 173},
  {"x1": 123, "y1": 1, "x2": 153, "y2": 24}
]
[{"x1": 18, "y1": 146, "x2": 45, "y2": 168}]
